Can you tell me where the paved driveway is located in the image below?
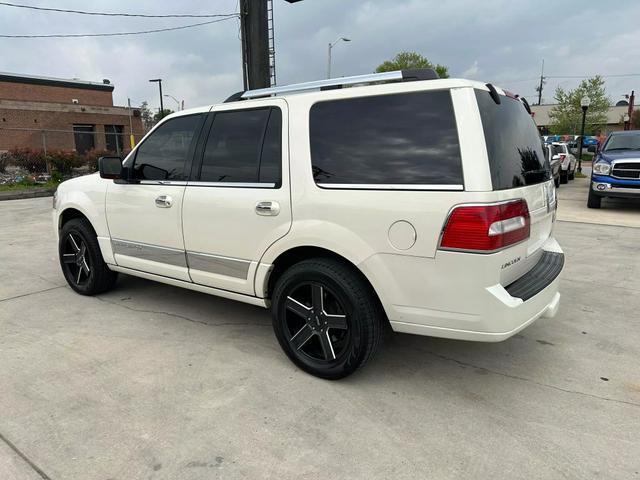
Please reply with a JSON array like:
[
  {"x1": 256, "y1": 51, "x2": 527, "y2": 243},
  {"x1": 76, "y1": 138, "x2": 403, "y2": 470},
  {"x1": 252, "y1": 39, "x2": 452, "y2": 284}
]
[{"x1": 1, "y1": 194, "x2": 639, "y2": 480}]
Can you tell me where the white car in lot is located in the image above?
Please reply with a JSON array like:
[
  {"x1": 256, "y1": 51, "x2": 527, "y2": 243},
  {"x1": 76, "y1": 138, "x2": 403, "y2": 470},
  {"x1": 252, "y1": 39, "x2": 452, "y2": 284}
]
[
  {"x1": 550, "y1": 142, "x2": 577, "y2": 183},
  {"x1": 53, "y1": 69, "x2": 563, "y2": 379}
]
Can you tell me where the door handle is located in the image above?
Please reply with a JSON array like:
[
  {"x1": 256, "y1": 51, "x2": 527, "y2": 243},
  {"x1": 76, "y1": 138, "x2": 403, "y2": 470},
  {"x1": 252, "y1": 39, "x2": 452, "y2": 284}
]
[
  {"x1": 255, "y1": 201, "x2": 280, "y2": 216},
  {"x1": 155, "y1": 195, "x2": 173, "y2": 208}
]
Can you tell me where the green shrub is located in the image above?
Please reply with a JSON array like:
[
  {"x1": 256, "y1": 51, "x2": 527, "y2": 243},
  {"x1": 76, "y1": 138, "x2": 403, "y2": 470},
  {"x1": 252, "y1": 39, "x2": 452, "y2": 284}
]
[
  {"x1": 46, "y1": 150, "x2": 83, "y2": 175},
  {"x1": 4, "y1": 147, "x2": 47, "y2": 173}
]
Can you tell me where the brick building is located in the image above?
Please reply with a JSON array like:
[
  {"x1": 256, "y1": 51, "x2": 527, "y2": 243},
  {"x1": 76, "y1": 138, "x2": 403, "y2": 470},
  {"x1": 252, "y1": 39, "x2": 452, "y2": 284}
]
[{"x1": 0, "y1": 72, "x2": 144, "y2": 155}]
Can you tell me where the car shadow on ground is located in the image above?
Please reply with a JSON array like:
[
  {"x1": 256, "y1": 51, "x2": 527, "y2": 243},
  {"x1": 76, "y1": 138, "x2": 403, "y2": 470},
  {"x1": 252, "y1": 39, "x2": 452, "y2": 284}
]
[{"x1": 101, "y1": 274, "x2": 548, "y2": 384}]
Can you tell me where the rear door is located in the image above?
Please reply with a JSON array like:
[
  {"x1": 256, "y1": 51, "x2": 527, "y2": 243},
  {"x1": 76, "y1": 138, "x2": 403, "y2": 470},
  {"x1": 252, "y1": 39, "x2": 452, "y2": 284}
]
[
  {"x1": 181, "y1": 100, "x2": 291, "y2": 296},
  {"x1": 475, "y1": 89, "x2": 556, "y2": 279}
]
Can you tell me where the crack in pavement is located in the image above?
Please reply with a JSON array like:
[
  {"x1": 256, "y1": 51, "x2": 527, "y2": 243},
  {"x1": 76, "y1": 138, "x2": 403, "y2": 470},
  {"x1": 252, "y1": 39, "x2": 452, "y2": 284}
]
[
  {"x1": 0, "y1": 285, "x2": 66, "y2": 303},
  {"x1": 0, "y1": 430, "x2": 52, "y2": 480},
  {"x1": 94, "y1": 296, "x2": 271, "y2": 328},
  {"x1": 425, "y1": 350, "x2": 640, "y2": 408}
]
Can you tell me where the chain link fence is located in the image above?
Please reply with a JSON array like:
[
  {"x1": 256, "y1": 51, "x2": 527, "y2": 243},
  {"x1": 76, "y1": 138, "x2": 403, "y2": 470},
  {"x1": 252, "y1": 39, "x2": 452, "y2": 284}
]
[{"x1": 0, "y1": 127, "x2": 145, "y2": 187}]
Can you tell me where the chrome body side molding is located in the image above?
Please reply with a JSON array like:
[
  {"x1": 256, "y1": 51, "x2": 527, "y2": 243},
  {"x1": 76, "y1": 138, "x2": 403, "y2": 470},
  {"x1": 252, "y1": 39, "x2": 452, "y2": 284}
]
[
  {"x1": 111, "y1": 239, "x2": 187, "y2": 268},
  {"x1": 186, "y1": 251, "x2": 251, "y2": 279}
]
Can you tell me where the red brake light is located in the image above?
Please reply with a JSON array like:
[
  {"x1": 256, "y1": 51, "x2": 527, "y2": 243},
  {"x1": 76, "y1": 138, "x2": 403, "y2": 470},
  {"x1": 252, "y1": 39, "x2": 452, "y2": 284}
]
[
  {"x1": 439, "y1": 200, "x2": 530, "y2": 253},
  {"x1": 559, "y1": 154, "x2": 566, "y2": 160}
]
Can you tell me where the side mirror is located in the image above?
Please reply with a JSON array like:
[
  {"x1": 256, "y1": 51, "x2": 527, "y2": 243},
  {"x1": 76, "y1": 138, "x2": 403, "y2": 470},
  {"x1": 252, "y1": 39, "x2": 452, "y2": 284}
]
[
  {"x1": 587, "y1": 145, "x2": 596, "y2": 153},
  {"x1": 99, "y1": 156, "x2": 123, "y2": 180}
]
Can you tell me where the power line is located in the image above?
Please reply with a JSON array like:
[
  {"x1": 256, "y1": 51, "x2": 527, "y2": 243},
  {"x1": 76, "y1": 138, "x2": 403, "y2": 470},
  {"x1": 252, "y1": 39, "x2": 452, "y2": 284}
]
[
  {"x1": 0, "y1": 16, "x2": 238, "y2": 38},
  {"x1": 0, "y1": 2, "x2": 237, "y2": 18},
  {"x1": 547, "y1": 73, "x2": 640, "y2": 79}
]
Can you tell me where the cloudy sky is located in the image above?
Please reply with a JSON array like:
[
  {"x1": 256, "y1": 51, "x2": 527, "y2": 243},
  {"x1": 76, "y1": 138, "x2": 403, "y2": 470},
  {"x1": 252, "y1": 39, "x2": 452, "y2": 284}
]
[{"x1": 1, "y1": 0, "x2": 639, "y2": 112}]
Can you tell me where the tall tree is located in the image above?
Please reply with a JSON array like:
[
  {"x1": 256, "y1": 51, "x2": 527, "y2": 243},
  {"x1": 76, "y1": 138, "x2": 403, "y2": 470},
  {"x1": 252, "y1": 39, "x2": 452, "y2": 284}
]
[
  {"x1": 139, "y1": 101, "x2": 154, "y2": 131},
  {"x1": 376, "y1": 51, "x2": 449, "y2": 78},
  {"x1": 548, "y1": 76, "x2": 610, "y2": 135}
]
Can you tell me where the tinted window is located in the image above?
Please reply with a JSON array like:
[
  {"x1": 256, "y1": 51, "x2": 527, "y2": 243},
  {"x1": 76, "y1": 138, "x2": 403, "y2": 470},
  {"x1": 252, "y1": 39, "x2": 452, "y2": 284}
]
[
  {"x1": 200, "y1": 108, "x2": 280, "y2": 184},
  {"x1": 259, "y1": 109, "x2": 282, "y2": 184},
  {"x1": 309, "y1": 90, "x2": 463, "y2": 186},
  {"x1": 475, "y1": 90, "x2": 550, "y2": 190},
  {"x1": 132, "y1": 115, "x2": 202, "y2": 181}
]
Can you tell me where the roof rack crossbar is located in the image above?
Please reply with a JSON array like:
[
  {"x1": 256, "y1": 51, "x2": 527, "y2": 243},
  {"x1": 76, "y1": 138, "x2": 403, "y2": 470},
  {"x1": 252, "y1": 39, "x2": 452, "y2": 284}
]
[{"x1": 241, "y1": 70, "x2": 415, "y2": 99}]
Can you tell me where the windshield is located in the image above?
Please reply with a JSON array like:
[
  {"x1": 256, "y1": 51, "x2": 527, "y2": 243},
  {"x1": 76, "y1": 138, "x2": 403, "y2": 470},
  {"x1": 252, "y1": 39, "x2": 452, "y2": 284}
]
[{"x1": 604, "y1": 133, "x2": 640, "y2": 152}]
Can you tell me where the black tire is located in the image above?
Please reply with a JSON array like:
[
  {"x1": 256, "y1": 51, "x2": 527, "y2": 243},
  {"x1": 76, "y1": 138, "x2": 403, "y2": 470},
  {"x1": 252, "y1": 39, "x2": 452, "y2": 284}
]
[
  {"x1": 271, "y1": 258, "x2": 383, "y2": 379},
  {"x1": 568, "y1": 168, "x2": 575, "y2": 181},
  {"x1": 560, "y1": 171, "x2": 568, "y2": 184},
  {"x1": 554, "y1": 175, "x2": 560, "y2": 188},
  {"x1": 59, "y1": 218, "x2": 118, "y2": 295},
  {"x1": 587, "y1": 188, "x2": 602, "y2": 209}
]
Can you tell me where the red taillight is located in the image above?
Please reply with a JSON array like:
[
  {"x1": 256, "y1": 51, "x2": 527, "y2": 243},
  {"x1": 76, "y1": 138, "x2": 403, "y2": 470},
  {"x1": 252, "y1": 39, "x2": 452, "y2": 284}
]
[
  {"x1": 559, "y1": 154, "x2": 566, "y2": 161},
  {"x1": 439, "y1": 200, "x2": 530, "y2": 253}
]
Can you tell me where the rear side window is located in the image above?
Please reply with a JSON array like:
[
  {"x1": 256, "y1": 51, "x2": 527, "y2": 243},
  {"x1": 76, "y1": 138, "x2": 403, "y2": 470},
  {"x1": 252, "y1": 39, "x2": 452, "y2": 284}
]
[
  {"x1": 475, "y1": 90, "x2": 550, "y2": 190},
  {"x1": 199, "y1": 107, "x2": 281, "y2": 185},
  {"x1": 132, "y1": 114, "x2": 203, "y2": 181},
  {"x1": 309, "y1": 90, "x2": 463, "y2": 187}
]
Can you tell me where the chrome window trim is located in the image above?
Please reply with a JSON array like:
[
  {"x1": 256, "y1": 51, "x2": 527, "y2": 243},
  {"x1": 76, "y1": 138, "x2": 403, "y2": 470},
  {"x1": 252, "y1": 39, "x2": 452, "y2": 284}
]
[
  {"x1": 111, "y1": 239, "x2": 187, "y2": 268},
  {"x1": 139, "y1": 180, "x2": 188, "y2": 186},
  {"x1": 315, "y1": 183, "x2": 464, "y2": 191},
  {"x1": 187, "y1": 181, "x2": 277, "y2": 188},
  {"x1": 186, "y1": 251, "x2": 251, "y2": 279}
]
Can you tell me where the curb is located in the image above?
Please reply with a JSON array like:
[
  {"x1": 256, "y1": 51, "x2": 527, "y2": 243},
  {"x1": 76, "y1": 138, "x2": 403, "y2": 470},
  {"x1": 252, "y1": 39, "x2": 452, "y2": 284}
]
[{"x1": 0, "y1": 188, "x2": 56, "y2": 201}]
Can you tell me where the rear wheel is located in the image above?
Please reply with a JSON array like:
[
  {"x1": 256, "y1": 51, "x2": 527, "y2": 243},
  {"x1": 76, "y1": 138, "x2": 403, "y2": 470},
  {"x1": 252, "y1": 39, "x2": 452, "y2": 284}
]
[
  {"x1": 271, "y1": 258, "x2": 383, "y2": 379},
  {"x1": 560, "y1": 171, "x2": 568, "y2": 184},
  {"x1": 587, "y1": 188, "x2": 602, "y2": 209},
  {"x1": 568, "y1": 167, "x2": 575, "y2": 181},
  {"x1": 59, "y1": 218, "x2": 118, "y2": 295},
  {"x1": 554, "y1": 175, "x2": 560, "y2": 188}
]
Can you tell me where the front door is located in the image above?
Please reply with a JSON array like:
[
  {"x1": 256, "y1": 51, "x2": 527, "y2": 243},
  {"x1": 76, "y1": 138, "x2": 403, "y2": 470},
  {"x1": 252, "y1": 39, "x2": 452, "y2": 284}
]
[
  {"x1": 182, "y1": 101, "x2": 291, "y2": 296},
  {"x1": 106, "y1": 113, "x2": 206, "y2": 281}
]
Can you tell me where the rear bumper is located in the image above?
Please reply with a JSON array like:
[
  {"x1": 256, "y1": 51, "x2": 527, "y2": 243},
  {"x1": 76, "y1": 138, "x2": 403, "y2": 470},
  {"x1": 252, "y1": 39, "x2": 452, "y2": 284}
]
[{"x1": 363, "y1": 237, "x2": 564, "y2": 342}]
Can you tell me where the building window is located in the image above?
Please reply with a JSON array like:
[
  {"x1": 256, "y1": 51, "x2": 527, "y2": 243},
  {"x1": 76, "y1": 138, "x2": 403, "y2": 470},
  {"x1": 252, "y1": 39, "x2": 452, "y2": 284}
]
[
  {"x1": 105, "y1": 125, "x2": 124, "y2": 155},
  {"x1": 73, "y1": 124, "x2": 95, "y2": 155}
]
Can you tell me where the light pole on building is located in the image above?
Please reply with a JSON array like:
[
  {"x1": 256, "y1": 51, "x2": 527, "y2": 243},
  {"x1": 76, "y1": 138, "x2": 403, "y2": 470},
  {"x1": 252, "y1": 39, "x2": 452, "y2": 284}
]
[
  {"x1": 327, "y1": 36, "x2": 351, "y2": 79},
  {"x1": 577, "y1": 95, "x2": 591, "y2": 173},
  {"x1": 149, "y1": 79, "x2": 164, "y2": 119}
]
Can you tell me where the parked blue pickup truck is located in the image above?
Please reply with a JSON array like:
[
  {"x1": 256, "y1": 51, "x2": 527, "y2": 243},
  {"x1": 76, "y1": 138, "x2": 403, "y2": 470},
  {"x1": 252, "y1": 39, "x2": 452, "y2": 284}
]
[{"x1": 588, "y1": 130, "x2": 640, "y2": 208}]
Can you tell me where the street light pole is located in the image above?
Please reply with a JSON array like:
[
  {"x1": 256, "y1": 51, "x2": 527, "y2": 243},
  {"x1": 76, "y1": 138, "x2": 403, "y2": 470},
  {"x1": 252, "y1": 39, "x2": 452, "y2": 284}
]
[
  {"x1": 327, "y1": 36, "x2": 351, "y2": 79},
  {"x1": 164, "y1": 94, "x2": 183, "y2": 110},
  {"x1": 577, "y1": 95, "x2": 591, "y2": 173},
  {"x1": 149, "y1": 79, "x2": 164, "y2": 119}
]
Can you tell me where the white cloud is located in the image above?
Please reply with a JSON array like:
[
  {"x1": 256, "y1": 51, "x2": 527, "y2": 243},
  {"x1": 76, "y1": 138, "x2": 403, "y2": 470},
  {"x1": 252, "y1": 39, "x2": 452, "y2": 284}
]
[{"x1": 462, "y1": 60, "x2": 480, "y2": 78}]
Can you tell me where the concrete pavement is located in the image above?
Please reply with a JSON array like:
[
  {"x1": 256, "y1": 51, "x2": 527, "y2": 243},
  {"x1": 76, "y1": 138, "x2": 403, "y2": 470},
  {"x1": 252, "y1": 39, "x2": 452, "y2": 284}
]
[{"x1": 1, "y1": 195, "x2": 639, "y2": 480}]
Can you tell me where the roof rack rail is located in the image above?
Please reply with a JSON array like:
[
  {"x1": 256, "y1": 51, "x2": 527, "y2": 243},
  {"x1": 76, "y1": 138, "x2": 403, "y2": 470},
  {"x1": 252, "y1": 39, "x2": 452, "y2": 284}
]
[{"x1": 240, "y1": 68, "x2": 439, "y2": 100}]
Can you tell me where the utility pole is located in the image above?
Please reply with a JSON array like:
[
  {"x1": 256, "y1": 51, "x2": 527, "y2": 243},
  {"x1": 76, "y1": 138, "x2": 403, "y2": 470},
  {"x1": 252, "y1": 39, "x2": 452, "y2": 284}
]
[
  {"x1": 627, "y1": 90, "x2": 635, "y2": 130},
  {"x1": 127, "y1": 98, "x2": 135, "y2": 150},
  {"x1": 536, "y1": 59, "x2": 545, "y2": 105},
  {"x1": 239, "y1": 0, "x2": 270, "y2": 90}
]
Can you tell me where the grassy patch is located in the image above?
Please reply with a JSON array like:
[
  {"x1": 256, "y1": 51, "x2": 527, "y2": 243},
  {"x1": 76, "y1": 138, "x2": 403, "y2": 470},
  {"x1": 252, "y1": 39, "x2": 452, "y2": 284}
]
[
  {"x1": 575, "y1": 171, "x2": 588, "y2": 179},
  {"x1": 0, "y1": 180, "x2": 59, "y2": 192}
]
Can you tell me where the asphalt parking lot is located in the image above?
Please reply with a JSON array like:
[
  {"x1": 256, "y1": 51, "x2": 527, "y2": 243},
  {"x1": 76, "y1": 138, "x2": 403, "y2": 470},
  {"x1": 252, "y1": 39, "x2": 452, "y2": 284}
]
[{"x1": 1, "y1": 177, "x2": 639, "y2": 480}]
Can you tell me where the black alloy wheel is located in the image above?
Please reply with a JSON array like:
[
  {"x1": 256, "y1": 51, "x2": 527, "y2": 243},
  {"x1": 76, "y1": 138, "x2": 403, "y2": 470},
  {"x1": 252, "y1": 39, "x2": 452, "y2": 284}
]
[
  {"x1": 272, "y1": 258, "x2": 383, "y2": 379},
  {"x1": 59, "y1": 218, "x2": 118, "y2": 295},
  {"x1": 61, "y1": 232, "x2": 92, "y2": 287}
]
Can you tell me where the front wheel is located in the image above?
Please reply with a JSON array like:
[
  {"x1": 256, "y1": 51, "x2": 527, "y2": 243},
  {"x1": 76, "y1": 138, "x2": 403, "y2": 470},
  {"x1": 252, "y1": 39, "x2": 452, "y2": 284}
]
[
  {"x1": 59, "y1": 218, "x2": 118, "y2": 295},
  {"x1": 587, "y1": 188, "x2": 602, "y2": 209},
  {"x1": 271, "y1": 258, "x2": 383, "y2": 379}
]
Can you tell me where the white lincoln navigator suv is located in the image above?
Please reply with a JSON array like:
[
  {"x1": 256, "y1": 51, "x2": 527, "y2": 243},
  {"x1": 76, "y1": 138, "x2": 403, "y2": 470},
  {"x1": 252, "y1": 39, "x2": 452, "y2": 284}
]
[{"x1": 53, "y1": 69, "x2": 563, "y2": 379}]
